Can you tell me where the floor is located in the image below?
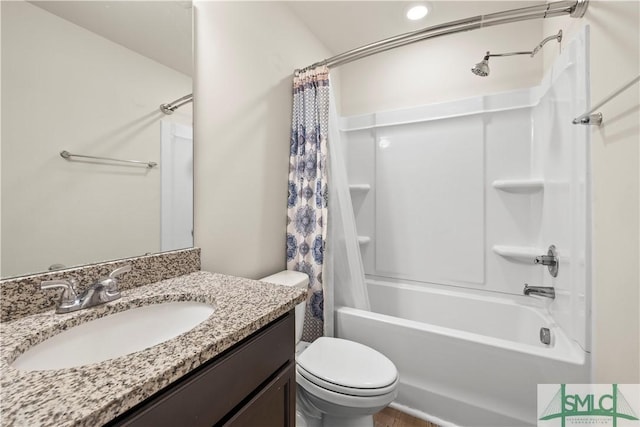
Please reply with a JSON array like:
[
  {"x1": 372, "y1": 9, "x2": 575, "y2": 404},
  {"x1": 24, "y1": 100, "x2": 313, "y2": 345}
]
[{"x1": 373, "y1": 407, "x2": 440, "y2": 427}]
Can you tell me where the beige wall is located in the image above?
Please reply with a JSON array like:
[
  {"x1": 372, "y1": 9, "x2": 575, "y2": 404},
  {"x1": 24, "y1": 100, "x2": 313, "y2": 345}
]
[
  {"x1": 1, "y1": 2, "x2": 192, "y2": 277},
  {"x1": 338, "y1": 12, "x2": 543, "y2": 116},
  {"x1": 193, "y1": 1, "x2": 332, "y2": 279},
  {"x1": 543, "y1": 1, "x2": 640, "y2": 383}
]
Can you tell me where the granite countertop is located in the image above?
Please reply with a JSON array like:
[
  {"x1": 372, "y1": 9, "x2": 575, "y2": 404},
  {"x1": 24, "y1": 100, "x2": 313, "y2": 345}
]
[{"x1": 0, "y1": 271, "x2": 306, "y2": 426}]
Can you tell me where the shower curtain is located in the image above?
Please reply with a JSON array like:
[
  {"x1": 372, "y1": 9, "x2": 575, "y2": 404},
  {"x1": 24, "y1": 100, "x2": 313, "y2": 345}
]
[
  {"x1": 287, "y1": 66, "x2": 369, "y2": 341},
  {"x1": 287, "y1": 66, "x2": 329, "y2": 341}
]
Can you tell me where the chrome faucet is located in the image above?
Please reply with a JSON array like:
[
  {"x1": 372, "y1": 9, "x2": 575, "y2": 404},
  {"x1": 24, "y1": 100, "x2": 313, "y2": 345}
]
[
  {"x1": 523, "y1": 283, "x2": 555, "y2": 299},
  {"x1": 41, "y1": 265, "x2": 131, "y2": 314}
]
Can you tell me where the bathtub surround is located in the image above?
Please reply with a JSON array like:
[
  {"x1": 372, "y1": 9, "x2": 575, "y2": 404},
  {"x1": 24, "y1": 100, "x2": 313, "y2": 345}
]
[
  {"x1": 343, "y1": 28, "x2": 590, "y2": 350},
  {"x1": 336, "y1": 28, "x2": 591, "y2": 426},
  {"x1": 287, "y1": 66, "x2": 330, "y2": 341},
  {"x1": 0, "y1": 248, "x2": 200, "y2": 322}
]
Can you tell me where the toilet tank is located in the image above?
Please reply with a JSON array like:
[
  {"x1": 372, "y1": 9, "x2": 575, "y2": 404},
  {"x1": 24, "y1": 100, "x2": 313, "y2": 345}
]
[{"x1": 260, "y1": 271, "x2": 309, "y2": 345}]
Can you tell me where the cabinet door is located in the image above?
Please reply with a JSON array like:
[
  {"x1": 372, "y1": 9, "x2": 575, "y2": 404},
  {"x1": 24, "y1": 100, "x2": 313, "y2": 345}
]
[
  {"x1": 223, "y1": 363, "x2": 295, "y2": 427},
  {"x1": 108, "y1": 312, "x2": 294, "y2": 427}
]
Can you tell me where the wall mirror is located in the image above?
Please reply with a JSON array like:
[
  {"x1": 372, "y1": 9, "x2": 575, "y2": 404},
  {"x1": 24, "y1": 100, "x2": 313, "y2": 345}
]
[{"x1": 1, "y1": 1, "x2": 193, "y2": 279}]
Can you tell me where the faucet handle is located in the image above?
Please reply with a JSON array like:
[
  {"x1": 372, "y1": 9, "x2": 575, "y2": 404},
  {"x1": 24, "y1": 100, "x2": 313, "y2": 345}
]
[
  {"x1": 41, "y1": 279, "x2": 79, "y2": 308},
  {"x1": 97, "y1": 264, "x2": 131, "y2": 296},
  {"x1": 109, "y1": 264, "x2": 132, "y2": 279},
  {"x1": 534, "y1": 245, "x2": 559, "y2": 278},
  {"x1": 534, "y1": 255, "x2": 557, "y2": 266}
]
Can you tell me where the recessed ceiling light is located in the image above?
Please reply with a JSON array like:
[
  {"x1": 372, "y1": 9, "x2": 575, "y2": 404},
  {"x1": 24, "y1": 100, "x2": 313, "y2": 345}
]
[{"x1": 406, "y1": 4, "x2": 429, "y2": 21}]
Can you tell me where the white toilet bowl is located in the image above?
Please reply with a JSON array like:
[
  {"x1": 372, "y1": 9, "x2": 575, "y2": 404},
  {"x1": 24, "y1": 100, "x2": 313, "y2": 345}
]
[
  {"x1": 296, "y1": 337, "x2": 398, "y2": 427},
  {"x1": 260, "y1": 271, "x2": 399, "y2": 427}
]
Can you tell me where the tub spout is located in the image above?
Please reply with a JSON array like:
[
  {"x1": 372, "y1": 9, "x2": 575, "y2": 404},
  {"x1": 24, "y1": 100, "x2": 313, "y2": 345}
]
[{"x1": 523, "y1": 284, "x2": 555, "y2": 299}]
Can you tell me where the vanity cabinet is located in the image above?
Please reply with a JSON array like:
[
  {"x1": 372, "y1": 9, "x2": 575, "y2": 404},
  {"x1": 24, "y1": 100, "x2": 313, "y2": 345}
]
[{"x1": 108, "y1": 311, "x2": 295, "y2": 427}]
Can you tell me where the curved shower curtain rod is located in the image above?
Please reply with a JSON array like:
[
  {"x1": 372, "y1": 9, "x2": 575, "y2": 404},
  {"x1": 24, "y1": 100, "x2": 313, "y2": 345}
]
[
  {"x1": 295, "y1": 0, "x2": 588, "y2": 74},
  {"x1": 160, "y1": 93, "x2": 193, "y2": 115}
]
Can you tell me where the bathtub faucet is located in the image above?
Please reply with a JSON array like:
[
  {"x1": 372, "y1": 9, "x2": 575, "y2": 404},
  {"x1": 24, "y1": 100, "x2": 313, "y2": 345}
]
[{"x1": 523, "y1": 284, "x2": 555, "y2": 299}]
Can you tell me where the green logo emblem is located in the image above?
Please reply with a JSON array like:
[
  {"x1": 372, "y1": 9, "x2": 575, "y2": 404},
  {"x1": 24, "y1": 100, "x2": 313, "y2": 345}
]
[{"x1": 540, "y1": 384, "x2": 639, "y2": 427}]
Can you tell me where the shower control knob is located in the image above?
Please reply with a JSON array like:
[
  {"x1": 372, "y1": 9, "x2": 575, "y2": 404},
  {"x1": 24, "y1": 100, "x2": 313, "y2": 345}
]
[
  {"x1": 534, "y1": 255, "x2": 557, "y2": 266},
  {"x1": 535, "y1": 245, "x2": 559, "y2": 278}
]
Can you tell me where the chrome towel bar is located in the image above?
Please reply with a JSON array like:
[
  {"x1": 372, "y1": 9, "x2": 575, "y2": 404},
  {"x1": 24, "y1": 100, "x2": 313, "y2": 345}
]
[
  {"x1": 573, "y1": 75, "x2": 640, "y2": 126},
  {"x1": 60, "y1": 150, "x2": 157, "y2": 168}
]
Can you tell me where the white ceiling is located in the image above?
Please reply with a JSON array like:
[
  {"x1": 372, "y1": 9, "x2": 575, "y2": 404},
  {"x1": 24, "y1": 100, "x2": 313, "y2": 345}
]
[
  {"x1": 29, "y1": 1, "x2": 193, "y2": 76},
  {"x1": 287, "y1": 1, "x2": 543, "y2": 56}
]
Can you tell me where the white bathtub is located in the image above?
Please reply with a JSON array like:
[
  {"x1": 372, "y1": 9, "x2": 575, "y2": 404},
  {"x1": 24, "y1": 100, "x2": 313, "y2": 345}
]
[{"x1": 335, "y1": 279, "x2": 589, "y2": 426}]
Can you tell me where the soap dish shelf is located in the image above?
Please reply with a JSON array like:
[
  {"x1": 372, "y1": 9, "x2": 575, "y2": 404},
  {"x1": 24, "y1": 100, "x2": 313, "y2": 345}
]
[
  {"x1": 492, "y1": 245, "x2": 544, "y2": 263},
  {"x1": 349, "y1": 184, "x2": 371, "y2": 193},
  {"x1": 492, "y1": 179, "x2": 543, "y2": 193},
  {"x1": 358, "y1": 236, "x2": 371, "y2": 245}
]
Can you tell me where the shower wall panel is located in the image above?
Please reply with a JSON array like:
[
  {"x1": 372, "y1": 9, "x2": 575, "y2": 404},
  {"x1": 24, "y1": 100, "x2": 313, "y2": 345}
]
[
  {"x1": 342, "y1": 102, "x2": 535, "y2": 295},
  {"x1": 375, "y1": 117, "x2": 485, "y2": 286},
  {"x1": 484, "y1": 108, "x2": 542, "y2": 294}
]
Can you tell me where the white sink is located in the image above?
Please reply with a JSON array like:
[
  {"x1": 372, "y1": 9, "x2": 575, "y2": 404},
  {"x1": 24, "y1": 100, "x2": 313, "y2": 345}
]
[{"x1": 12, "y1": 301, "x2": 215, "y2": 371}]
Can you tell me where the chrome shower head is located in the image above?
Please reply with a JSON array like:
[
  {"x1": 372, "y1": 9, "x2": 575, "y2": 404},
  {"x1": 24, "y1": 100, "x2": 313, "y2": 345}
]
[
  {"x1": 472, "y1": 30, "x2": 563, "y2": 77},
  {"x1": 471, "y1": 53, "x2": 490, "y2": 77}
]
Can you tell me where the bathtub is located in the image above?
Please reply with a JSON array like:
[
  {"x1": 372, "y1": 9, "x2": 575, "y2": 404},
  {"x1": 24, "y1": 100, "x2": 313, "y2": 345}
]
[{"x1": 334, "y1": 279, "x2": 589, "y2": 426}]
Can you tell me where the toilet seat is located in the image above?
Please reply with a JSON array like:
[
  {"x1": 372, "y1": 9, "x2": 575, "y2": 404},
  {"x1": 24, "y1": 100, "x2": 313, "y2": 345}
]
[
  {"x1": 297, "y1": 364, "x2": 398, "y2": 397},
  {"x1": 296, "y1": 337, "x2": 398, "y2": 397},
  {"x1": 297, "y1": 367, "x2": 399, "y2": 410}
]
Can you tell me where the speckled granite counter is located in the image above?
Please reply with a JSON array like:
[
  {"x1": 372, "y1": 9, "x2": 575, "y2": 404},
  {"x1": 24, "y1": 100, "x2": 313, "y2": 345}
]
[{"x1": 0, "y1": 271, "x2": 306, "y2": 426}]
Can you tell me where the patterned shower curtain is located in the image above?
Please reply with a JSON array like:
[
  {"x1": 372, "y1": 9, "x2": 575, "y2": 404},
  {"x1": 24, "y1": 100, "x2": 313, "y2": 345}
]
[{"x1": 287, "y1": 66, "x2": 329, "y2": 342}]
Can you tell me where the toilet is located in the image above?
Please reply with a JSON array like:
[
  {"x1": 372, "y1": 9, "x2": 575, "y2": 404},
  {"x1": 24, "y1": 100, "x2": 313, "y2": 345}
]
[{"x1": 260, "y1": 271, "x2": 399, "y2": 427}]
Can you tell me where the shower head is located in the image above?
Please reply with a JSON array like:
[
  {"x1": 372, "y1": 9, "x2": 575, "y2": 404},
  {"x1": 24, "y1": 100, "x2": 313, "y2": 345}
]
[
  {"x1": 471, "y1": 30, "x2": 562, "y2": 77},
  {"x1": 471, "y1": 53, "x2": 490, "y2": 77}
]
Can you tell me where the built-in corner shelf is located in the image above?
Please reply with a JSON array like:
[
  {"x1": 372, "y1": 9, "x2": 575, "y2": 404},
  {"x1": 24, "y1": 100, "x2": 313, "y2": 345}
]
[
  {"x1": 358, "y1": 236, "x2": 371, "y2": 245},
  {"x1": 349, "y1": 184, "x2": 371, "y2": 193},
  {"x1": 492, "y1": 245, "x2": 544, "y2": 263},
  {"x1": 492, "y1": 179, "x2": 543, "y2": 193}
]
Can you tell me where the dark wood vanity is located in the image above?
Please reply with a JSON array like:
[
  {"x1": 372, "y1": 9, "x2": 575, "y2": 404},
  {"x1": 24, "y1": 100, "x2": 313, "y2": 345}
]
[{"x1": 108, "y1": 311, "x2": 295, "y2": 427}]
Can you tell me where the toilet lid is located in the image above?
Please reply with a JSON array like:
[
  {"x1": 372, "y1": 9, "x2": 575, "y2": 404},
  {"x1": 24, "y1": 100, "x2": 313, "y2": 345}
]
[{"x1": 296, "y1": 337, "x2": 397, "y2": 391}]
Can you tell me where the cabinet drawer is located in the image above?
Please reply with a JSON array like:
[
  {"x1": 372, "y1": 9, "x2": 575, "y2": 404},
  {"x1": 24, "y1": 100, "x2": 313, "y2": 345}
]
[{"x1": 110, "y1": 311, "x2": 294, "y2": 427}]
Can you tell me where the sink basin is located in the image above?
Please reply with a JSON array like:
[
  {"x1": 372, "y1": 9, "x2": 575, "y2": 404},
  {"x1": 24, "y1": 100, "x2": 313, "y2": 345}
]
[{"x1": 11, "y1": 301, "x2": 215, "y2": 371}]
